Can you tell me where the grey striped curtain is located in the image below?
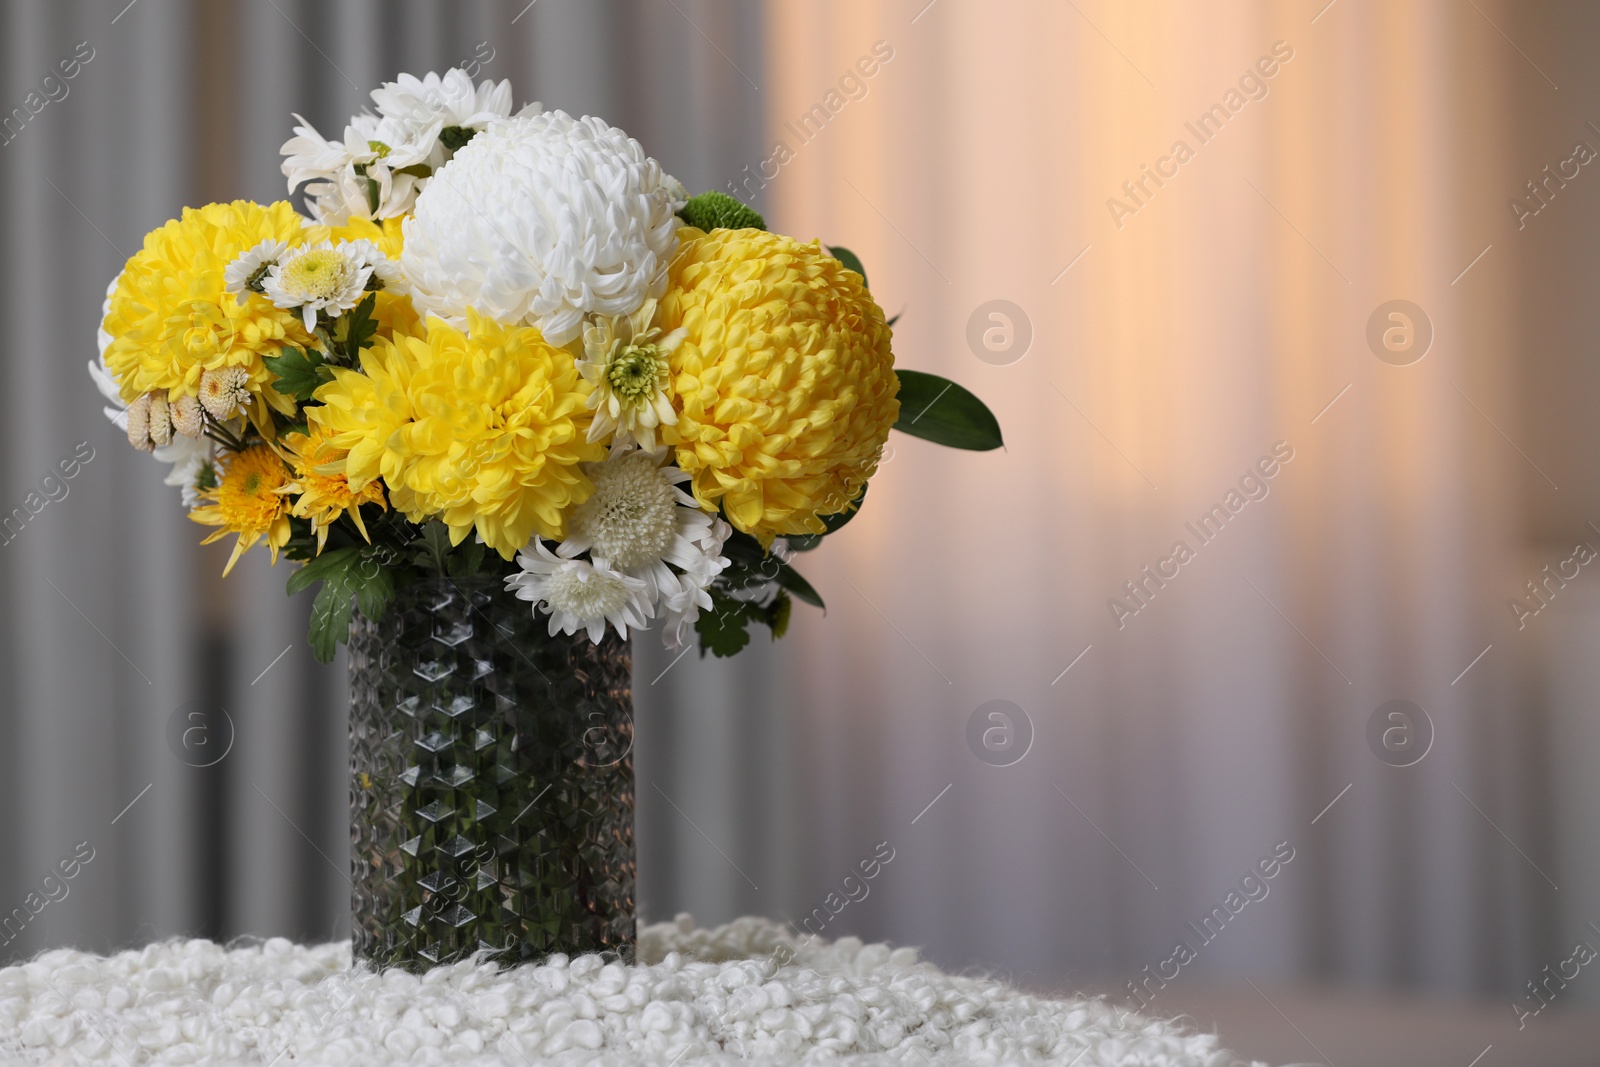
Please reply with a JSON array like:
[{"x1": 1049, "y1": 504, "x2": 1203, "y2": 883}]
[{"x1": 0, "y1": 0, "x2": 773, "y2": 958}]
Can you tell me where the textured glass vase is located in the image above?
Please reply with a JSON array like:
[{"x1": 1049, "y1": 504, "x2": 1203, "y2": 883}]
[{"x1": 347, "y1": 578, "x2": 635, "y2": 971}]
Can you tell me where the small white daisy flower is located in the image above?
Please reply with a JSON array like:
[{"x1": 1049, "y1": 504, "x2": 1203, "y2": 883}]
[
  {"x1": 342, "y1": 238, "x2": 405, "y2": 292},
  {"x1": 223, "y1": 239, "x2": 289, "y2": 303},
  {"x1": 506, "y1": 539, "x2": 654, "y2": 644},
  {"x1": 659, "y1": 519, "x2": 732, "y2": 650},
  {"x1": 370, "y1": 69, "x2": 515, "y2": 140},
  {"x1": 261, "y1": 241, "x2": 374, "y2": 332},
  {"x1": 280, "y1": 111, "x2": 434, "y2": 223}
]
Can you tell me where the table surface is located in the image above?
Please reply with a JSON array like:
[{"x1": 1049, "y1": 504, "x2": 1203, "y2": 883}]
[
  {"x1": 0, "y1": 915, "x2": 1267, "y2": 1066},
  {"x1": 1056, "y1": 978, "x2": 1600, "y2": 1067}
]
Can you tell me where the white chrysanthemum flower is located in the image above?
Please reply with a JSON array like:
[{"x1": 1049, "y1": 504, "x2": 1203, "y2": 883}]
[
  {"x1": 579, "y1": 298, "x2": 684, "y2": 450},
  {"x1": 261, "y1": 240, "x2": 375, "y2": 332},
  {"x1": 147, "y1": 394, "x2": 173, "y2": 447},
  {"x1": 280, "y1": 111, "x2": 433, "y2": 223},
  {"x1": 169, "y1": 394, "x2": 204, "y2": 438},
  {"x1": 659, "y1": 517, "x2": 732, "y2": 649},
  {"x1": 371, "y1": 69, "x2": 515, "y2": 138},
  {"x1": 125, "y1": 394, "x2": 154, "y2": 452},
  {"x1": 157, "y1": 435, "x2": 218, "y2": 508},
  {"x1": 661, "y1": 173, "x2": 690, "y2": 209},
  {"x1": 558, "y1": 447, "x2": 730, "y2": 647},
  {"x1": 281, "y1": 72, "x2": 517, "y2": 224},
  {"x1": 507, "y1": 539, "x2": 654, "y2": 644},
  {"x1": 400, "y1": 110, "x2": 683, "y2": 346},
  {"x1": 199, "y1": 366, "x2": 251, "y2": 421},
  {"x1": 223, "y1": 239, "x2": 289, "y2": 302},
  {"x1": 342, "y1": 238, "x2": 405, "y2": 291},
  {"x1": 88, "y1": 345, "x2": 128, "y2": 432}
]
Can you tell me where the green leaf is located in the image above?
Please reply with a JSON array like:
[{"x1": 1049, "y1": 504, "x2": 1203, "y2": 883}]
[
  {"x1": 446, "y1": 537, "x2": 487, "y2": 577},
  {"x1": 347, "y1": 547, "x2": 396, "y2": 620},
  {"x1": 775, "y1": 562, "x2": 824, "y2": 610},
  {"x1": 818, "y1": 483, "x2": 866, "y2": 534},
  {"x1": 696, "y1": 593, "x2": 754, "y2": 657},
  {"x1": 412, "y1": 521, "x2": 454, "y2": 574},
  {"x1": 285, "y1": 546, "x2": 359, "y2": 597},
  {"x1": 766, "y1": 590, "x2": 793, "y2": 639},
  {"x1": 342, "y1": 292, "x2": 379, "y2": 360},
  {"x1": 827, "y1": 245, "x2": 867, "y2": 289},
  {"x1": 265, "y1": 347, "x2": 334, "y2": 404},
  {"x1": 892, "y1": 369, "x2": 1003, "y2": 450},
  {"x1": 720, "y1": 529, "x2": 768, "y2": 567},
  {"x1": 288, "y1": 544, "x2": 397, "y2": 662},
  {"x1": 308, "y1": 579, "x2": 355, "y2": 664},
  {"x1": 439, "y1": 125, "x2": 476, "y2": 152}
]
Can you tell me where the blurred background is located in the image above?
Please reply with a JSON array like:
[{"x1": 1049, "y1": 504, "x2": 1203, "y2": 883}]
[{"x1": 2, "y1": 1, "x2": 1599, "y2": 1063}]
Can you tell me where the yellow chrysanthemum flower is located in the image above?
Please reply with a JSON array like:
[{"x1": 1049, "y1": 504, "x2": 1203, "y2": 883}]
[
  {"x1": 309, "y1": 311, "x2": 603, "y2": 558},
  {"x1": 189, "y1": 444, "x2": 294, "y2": 575},
  {"x1": 278, "y1": 424, "x2": 387, "y2": 553},
  {"x1": 317, "y1": 215, "x2": 406, "y2": 260},
  {"x1": 658, "y1": 227, "x2": 900, "y2": 542},
  {"x1": 101, "y1": 201, "x2": 314, "y2": 423}
]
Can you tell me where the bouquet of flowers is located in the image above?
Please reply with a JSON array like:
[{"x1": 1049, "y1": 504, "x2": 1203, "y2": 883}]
[{"x1": 89, "y1": 69, "x2": 1000, "y2": 662}]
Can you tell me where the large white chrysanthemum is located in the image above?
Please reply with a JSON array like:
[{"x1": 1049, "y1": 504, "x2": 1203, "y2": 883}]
[{"x1": 399, "y1": 110, "x2": 687, "y2": 346}]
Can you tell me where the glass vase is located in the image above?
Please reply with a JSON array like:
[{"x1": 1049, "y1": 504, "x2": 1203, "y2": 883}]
[{"x1": 347, "y1": 577, "x2": 635, "y2": 971}]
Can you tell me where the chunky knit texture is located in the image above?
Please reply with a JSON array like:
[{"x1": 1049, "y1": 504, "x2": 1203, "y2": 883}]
[{"x1": 0, "y1": 914, "x2": 1264, "y2": 1066}]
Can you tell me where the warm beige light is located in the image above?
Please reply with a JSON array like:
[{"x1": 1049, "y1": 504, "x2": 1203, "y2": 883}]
[{"x1": 759, "y1": 0, "x2": 1523, "y2": 984}]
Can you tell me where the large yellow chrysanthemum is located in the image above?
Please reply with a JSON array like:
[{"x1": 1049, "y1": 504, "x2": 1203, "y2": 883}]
[
  {"x1": 658, "y1": 227, "x2": 900, "y2": 542},
  {"x1": 101, "y1": 201, "x2": 314, "y2": 419},
  {"x1": 317, "y1": 215, "x2": 406, "y2": 260},
  {"x1": 189, "y1": 444, "x2": 294, "y2": 575},
  {"x1": 309, "y1": 312, "x2": 602, "y2": 558}
]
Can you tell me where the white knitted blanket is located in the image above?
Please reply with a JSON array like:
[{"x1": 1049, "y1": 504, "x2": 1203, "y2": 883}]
[{"x1": 0, "y1": 915, "x2": 1265, "y2": 1066}]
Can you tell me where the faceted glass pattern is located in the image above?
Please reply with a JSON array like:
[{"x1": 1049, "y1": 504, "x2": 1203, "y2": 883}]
[{"x1": 348, "y1": 579, "x2": 635, "y2": 971}]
